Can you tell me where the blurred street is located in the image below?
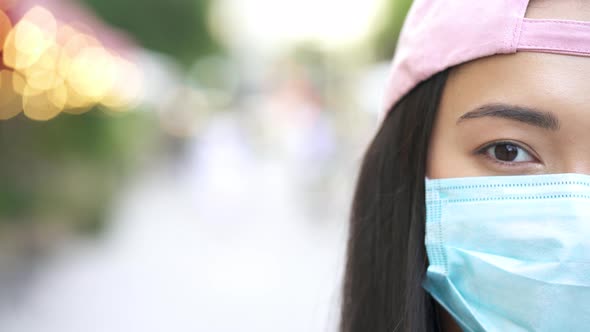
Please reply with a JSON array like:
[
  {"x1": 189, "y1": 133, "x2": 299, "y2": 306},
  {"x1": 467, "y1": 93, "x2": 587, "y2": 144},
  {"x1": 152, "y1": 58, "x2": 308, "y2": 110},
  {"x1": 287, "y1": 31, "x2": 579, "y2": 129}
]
[
  {"x1": 0, "y1": 0, "x2": 406, "y2": 330},
  {"x1": 0, "y1": 110, "x2": 370, "y2": 331}
]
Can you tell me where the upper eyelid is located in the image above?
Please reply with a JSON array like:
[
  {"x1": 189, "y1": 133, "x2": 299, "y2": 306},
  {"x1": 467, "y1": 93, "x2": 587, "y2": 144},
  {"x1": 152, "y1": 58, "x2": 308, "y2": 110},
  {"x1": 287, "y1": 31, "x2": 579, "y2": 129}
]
[{"x1": 475, "y1": 140, "x2": 525, "y2": 153}]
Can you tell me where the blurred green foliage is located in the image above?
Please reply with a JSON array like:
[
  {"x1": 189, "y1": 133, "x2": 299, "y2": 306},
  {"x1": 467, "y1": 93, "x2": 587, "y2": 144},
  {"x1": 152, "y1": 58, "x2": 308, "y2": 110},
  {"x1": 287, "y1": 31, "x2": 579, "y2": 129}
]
[
  {"x1": 0, "y1": 0, "x2": 221, "y2": 238},
  {"x1": 0, "y1": 110, "x2": 158, "y2": 234},
  {"x1": 0, "y1": 0, "x2": 412, "y2": 240},
  {"x1": 81, "y1": 0, "x2": 218, "y2": 66},
  {"x1": 372, "y1": 0, "x2": 413, "y2": 60}
]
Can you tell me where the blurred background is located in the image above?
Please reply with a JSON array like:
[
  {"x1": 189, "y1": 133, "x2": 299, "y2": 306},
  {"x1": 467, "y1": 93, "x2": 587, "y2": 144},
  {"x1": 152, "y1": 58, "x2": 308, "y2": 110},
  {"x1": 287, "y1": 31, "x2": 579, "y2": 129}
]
[{"x1": 0, "y1": 0, "x2": 411, "y2": 331}]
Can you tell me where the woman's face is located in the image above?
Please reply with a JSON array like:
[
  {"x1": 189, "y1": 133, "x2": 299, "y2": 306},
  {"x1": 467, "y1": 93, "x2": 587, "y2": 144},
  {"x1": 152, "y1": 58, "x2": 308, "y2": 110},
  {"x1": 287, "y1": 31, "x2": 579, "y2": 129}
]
[
  {"x1": 427, "y1": 51, "x2": 590, "y2": 329},
  {"x1": 428, "y1": 1, "x2": 590, "y2": 180},
  {"x1": 426, "y1": 2, "x2": 590, "y2": 330}
]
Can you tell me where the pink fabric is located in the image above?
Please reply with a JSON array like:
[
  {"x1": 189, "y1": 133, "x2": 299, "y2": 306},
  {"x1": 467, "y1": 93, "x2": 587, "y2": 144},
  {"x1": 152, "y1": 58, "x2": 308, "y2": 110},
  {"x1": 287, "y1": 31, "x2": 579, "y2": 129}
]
[
  {"x1": 518, "y1": 19, "x2": 590, "y2": 56},
  {"x1": 382, "y1": 0, "x2": 590, "y2": 116}
]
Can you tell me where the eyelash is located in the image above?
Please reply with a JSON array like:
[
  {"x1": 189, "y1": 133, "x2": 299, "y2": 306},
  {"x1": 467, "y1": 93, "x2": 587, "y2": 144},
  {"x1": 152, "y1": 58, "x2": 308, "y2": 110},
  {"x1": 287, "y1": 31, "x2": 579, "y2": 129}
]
[{"x1": 475, "y1": 140, "x2": 539, "y2": 166}]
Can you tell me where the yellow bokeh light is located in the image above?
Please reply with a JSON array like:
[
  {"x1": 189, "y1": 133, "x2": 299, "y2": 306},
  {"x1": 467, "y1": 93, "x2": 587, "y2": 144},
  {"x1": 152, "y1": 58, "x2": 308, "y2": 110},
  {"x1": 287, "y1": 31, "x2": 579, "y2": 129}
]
[
  {"x1": 9, "y1": 7, "x2": 57, "y2": 70},
  {"x1": 59, "y1": 30, "x2": 101, "y2": 85},
  {"x1": 0, "y1": 10, "x2": 12, "y2": 52},
  {"x1": 1, "y1": 6, "x2": 142, "y2": 120},
  {"x1": 47, "y1": 83, "x2": 68, "y2": 109},
  {"x1": 11, "y1": 68, "x2": 26, "y2": 95},
  {"x1": 67, "y1": 46, "x2": 116, "y2": 101},
  {"x1": 0, "y1": 70, "x2": 23, "y2": 120},
  {"x1": 3, "y1": 28, "x2": 41, "y2": 70},
  {"x1": 63, "y1": 82, "x2": 95, "y2": 114},
  {"x1": 61, "y1": 28, "x2": 100, "y2": 56},
  {"x1": 22, "y1": 83, "x2": 66, "y2": 121},
  {"x1": 14, "y1": 20, "x2": 49, "y2": 56},
  {"x1": 20, "y1": 6, "x2": 58, "y2": 39},
  {"x1": 24, "y1": 43, "x2": 64, "y2": 90},
  {"x1": 101, "y1": 56, "x2": 143, "y2": 111}
]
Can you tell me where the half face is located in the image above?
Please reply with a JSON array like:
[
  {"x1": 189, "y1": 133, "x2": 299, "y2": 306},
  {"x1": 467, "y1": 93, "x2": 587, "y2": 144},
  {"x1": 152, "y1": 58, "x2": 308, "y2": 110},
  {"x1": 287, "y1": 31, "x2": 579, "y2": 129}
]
[
  {"x1": 426, "y1": 2, "x2": 590, "y2": 330},
  {"x1": 427, "y1": 0, "x2": 590, "y2": 180},
  {"x1": 426, "y1": 51, "x2": 590, "y2": 330},
  {"x1": 427, "y1": 52, "x2": 590, "y2": 179}
]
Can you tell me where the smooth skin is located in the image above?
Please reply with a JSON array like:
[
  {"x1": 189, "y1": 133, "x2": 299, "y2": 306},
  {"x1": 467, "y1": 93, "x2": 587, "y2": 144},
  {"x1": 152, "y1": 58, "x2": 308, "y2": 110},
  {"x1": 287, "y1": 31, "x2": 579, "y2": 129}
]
[{"x1": 426, "y1": 1, "x2": 590, "y2": 330}]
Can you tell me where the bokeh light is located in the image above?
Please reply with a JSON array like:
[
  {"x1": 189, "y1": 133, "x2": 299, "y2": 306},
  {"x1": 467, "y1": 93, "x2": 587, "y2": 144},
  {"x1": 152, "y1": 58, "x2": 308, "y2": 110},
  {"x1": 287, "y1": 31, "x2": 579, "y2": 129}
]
[
  {"x1": 0, "y1": 69, "x2": 23, "y2": 120},
  {"x1": 101, "y1": 55, "x2": 143, "y2": 111},
  {"x1": 0, "y1": 5, "x2": 144, "y2": 121},
  {"x1": 0, "y1": 10, "x2": 12, "y2": 52},
  {"x1": 0, "y1": 0, "x2": 402, "y2": 330},
  {"x1": 22, "y1": 82, "x2": 67, "y2": 120},
  {"x1": 212, "y1": 0, "x2": 386, "y2": 51}
]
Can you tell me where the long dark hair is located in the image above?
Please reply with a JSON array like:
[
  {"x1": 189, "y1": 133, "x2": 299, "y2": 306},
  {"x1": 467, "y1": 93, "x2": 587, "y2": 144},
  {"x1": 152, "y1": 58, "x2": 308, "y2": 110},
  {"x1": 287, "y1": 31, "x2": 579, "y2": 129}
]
[{"x1": 340, "y1": 69, "x2": 450, "y2": 332}]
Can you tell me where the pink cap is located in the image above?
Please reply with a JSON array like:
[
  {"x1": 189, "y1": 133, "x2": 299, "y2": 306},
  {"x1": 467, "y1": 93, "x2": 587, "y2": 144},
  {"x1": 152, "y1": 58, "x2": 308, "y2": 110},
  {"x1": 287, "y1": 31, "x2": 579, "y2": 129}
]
[{"x1": 383, "y1": 0, "x2": 590, "y2": 114}]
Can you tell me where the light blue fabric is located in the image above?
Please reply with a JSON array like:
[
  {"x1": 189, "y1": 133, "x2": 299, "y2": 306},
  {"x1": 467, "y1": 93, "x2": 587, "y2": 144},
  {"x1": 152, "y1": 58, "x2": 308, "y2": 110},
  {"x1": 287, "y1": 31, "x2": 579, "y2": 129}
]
[{"x1": 424, "y1": 173, "x2": 590, "y2": 332}]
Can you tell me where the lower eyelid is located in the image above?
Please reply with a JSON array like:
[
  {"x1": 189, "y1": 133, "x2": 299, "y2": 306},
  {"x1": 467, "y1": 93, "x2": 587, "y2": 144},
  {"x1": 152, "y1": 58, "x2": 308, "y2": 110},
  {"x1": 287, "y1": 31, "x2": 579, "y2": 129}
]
[{"x1": 475, "y1": 153, "x2": 540, "y2": 175}]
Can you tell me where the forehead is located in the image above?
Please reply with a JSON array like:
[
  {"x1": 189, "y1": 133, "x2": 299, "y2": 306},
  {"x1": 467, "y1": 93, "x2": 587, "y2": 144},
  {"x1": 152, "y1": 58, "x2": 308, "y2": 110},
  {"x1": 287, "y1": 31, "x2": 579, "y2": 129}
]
[
  {"x1": 442, "y1": 52, "x2": 590, "y2": 118},
  {"x1": 526, "y1": 0, "x2": 590, "y2": 20}
]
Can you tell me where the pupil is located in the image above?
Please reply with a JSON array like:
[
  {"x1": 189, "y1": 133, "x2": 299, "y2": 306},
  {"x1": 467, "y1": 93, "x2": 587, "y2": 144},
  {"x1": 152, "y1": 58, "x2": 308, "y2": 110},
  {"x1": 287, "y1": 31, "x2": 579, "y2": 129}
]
[{"x1": 495, "y1": 144, "x2": 518, "y2": 161}]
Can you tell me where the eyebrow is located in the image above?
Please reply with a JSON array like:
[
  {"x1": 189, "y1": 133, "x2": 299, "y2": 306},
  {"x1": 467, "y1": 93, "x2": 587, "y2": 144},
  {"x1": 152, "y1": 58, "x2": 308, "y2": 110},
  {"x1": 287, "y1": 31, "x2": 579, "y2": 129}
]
[{"x1": 457, "y1": 103, "x2": 560, "y2": 131}]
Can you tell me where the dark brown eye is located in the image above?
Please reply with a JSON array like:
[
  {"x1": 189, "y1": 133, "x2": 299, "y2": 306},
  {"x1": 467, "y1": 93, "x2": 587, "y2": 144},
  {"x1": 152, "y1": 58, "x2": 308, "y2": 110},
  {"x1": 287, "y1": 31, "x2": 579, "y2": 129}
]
[
  {"x1": 494, "y1": 143, "x2": 518, "y2": 161},
  {"x1": 484, "y1": 142, "x2": 534, "y2": 163}
]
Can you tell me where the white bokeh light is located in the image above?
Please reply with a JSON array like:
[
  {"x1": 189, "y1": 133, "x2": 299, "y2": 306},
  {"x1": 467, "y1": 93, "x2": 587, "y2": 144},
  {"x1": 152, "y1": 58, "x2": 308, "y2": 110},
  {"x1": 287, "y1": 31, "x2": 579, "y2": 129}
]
[{"x1": 212, "y1": 0, "x2": 386, "y2": 52}]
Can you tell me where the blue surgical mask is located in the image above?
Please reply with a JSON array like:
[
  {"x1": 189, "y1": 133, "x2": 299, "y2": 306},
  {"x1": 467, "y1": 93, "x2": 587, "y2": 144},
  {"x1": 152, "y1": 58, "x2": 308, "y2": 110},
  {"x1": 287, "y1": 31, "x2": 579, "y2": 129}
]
[{"x1": 423, "y1": 173, "x2": 590, "y2": 332}]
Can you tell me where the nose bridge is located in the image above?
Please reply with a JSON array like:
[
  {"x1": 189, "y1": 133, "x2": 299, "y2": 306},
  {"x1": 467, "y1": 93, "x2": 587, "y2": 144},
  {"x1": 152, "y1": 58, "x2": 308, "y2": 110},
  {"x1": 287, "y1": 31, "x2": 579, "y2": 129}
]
[
  {"x1": 561, "y1": 148, "x2": 590, "y2": 174},
  {"x1": 555, "y1": 118, "x2": 590, "y2": 175}
]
